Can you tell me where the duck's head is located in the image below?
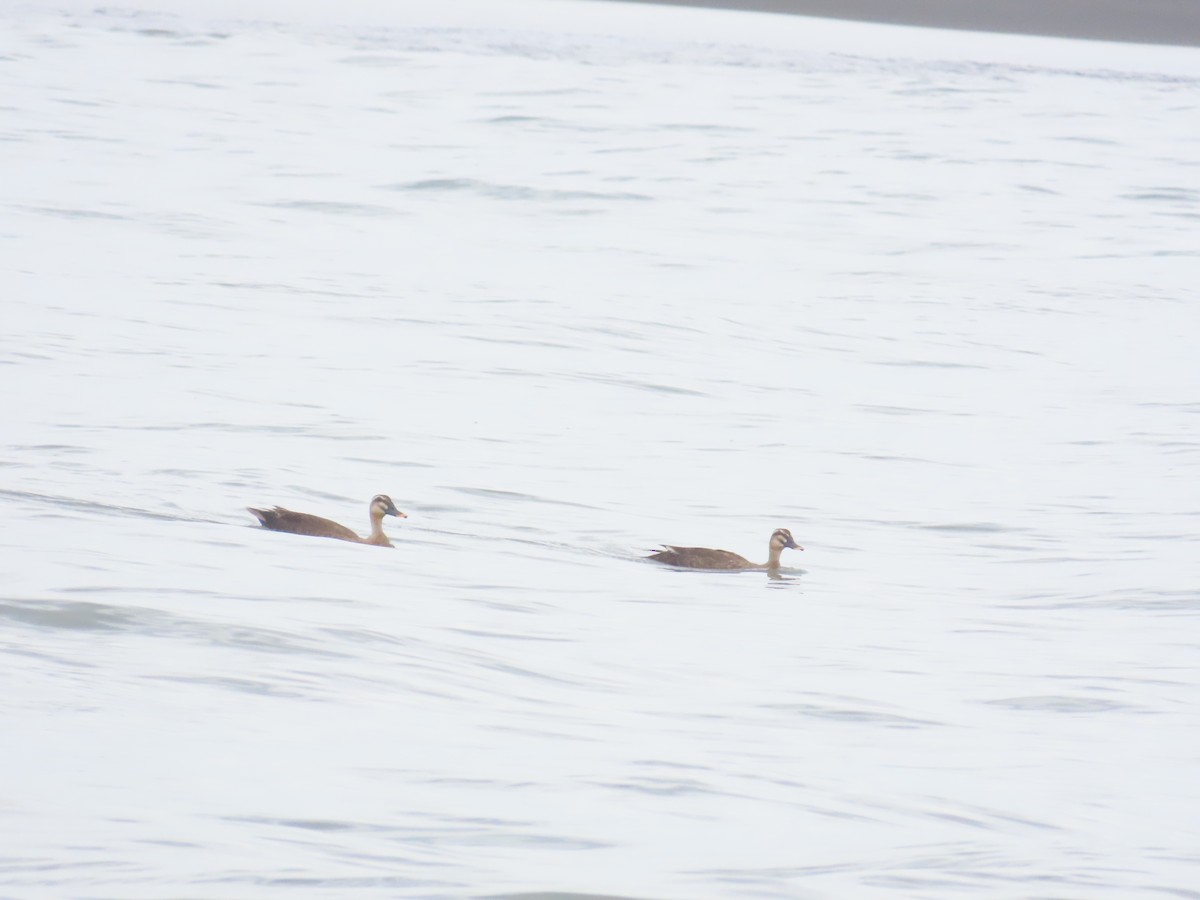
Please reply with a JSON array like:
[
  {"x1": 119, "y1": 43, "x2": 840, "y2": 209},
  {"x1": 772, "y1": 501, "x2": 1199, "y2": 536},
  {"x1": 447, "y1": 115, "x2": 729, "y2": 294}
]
[
  {"x1": 771, "y1": 528, "x2": 802, "y2": 551},
  {"x1": 371, "y1": 494, "x2": 407, "y2": 519}
]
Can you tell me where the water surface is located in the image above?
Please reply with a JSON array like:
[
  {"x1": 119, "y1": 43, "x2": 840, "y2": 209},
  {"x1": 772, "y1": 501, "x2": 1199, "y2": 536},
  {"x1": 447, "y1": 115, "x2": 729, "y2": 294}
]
[{"x1": 2, "y1": 2, "x2": 1199, "y2": 897}]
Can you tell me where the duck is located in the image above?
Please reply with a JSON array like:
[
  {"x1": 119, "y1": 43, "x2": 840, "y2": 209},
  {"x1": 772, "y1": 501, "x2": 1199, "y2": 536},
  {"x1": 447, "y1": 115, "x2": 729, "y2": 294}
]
[
  {"x1": 648, "y1": 527, "x2": 803, "y2": 570},
  {"x1": 247, "y1": 494, "x2": 406, "y2": 548}
]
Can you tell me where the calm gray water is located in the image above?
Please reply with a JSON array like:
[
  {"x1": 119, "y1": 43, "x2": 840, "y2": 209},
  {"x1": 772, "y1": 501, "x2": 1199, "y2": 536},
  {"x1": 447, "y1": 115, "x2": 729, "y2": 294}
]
[{"x1": 3, "y1": 1, "x2": 1199, "y2": 897}]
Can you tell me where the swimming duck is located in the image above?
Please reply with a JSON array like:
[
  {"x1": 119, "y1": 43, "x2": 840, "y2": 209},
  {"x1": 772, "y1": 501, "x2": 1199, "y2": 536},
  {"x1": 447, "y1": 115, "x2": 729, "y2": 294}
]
[
  {"x1": 648, "y1": 528, "x2": 803, "y2": 570},
  {"x1": 247, "y1": 494, "x2": 406, "y2": 548}
]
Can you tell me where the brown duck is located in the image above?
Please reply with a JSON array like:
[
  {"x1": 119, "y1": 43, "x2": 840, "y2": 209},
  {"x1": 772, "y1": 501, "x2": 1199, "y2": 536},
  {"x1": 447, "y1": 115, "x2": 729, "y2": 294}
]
[
  {"x1": 248, "y1": 494, "x2": 406, "y2": 548},
  {"x1": 648, "y1": 528, "x2": 803, "y2": 570}
]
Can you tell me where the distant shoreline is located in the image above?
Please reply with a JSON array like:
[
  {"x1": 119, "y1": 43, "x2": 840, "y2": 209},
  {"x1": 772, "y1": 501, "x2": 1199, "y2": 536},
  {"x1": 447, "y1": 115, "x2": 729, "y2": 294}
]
[{"x1": 607, "y1": 0, "x2": 1200, "y2": 47}]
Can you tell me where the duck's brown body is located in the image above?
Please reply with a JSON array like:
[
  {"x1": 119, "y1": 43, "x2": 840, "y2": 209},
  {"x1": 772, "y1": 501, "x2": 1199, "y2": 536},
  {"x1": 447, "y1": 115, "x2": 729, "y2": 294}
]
[
  {"x1": 648, "y1": 528, "x2": 802, "y2": 570},
  {"x1": 648, "y1": 546, "x2": 758, "y2": 569},
  {"x1": 248, "y1": 494, "x2": 405, "y2": 548}
]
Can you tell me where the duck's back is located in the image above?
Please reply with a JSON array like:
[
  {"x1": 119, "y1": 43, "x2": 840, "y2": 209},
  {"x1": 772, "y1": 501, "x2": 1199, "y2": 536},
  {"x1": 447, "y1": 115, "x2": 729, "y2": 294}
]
[
  {"x1": 248, "y1": 507, "x2": 362, "y2": 543},
  {"x1": 648, "y1": 545, "x2": 754, "y2": 570}
]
